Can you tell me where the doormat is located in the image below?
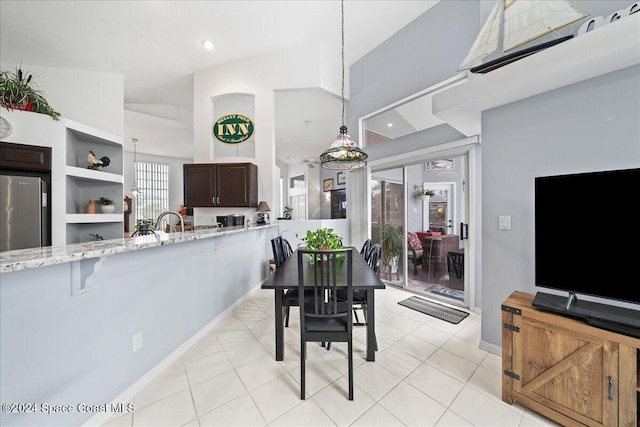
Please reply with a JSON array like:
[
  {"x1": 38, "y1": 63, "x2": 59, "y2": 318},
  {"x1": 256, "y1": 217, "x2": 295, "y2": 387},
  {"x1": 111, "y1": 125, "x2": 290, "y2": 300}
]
[
  {"x1": 422, "y1": 283, "x2": 464, "y2": 302},
  {"x1": 398, "y1": 296, "x2": 469, "y2": 324}
]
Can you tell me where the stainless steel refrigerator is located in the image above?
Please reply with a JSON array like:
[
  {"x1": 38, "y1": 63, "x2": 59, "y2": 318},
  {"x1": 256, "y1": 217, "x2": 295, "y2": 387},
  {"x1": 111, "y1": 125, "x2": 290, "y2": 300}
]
[{"x1": 0, "y1": 175, "x2": 49, "y2": 251}]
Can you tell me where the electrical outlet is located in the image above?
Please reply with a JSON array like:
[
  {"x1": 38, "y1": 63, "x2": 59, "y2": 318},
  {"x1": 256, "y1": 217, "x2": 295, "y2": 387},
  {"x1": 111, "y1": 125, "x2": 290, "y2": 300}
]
[{"x1": 132, "y1": 332, "x2": 143, "y2": 352}]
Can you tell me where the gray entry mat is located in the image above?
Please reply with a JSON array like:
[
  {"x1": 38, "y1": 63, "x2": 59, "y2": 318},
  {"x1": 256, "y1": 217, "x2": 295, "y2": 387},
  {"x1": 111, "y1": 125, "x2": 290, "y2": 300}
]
[{"x1": 398, "y1": 296, "x2": 469, "y2": 324}]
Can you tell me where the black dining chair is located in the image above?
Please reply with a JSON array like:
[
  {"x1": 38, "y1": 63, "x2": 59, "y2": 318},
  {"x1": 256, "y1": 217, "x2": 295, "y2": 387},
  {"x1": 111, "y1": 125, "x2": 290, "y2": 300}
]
[
  {"x1": 328, "y1": 243, "x2": 380, "y2": 352},
  {"x1": 340, "y1": 243, "x2": 381, "y2": 324},
  {"x1": 297, "y1": 248, "x2": 353, "y2": 400},
  {"x1": 360, "y1": 239, "x2": 372, "y2": 258},
  {"x1": 271, "y1": 236, "x2": 299, "y2": 327},
  {"x1": 352, "y1": 243, "x2": 381, "y2": 325}
]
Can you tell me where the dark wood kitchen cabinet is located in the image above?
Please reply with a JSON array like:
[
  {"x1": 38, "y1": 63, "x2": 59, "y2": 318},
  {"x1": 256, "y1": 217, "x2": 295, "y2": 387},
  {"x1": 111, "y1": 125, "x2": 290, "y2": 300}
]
[
  {"x1": 183, "y1": 163, "x2": 258, "y2": 208},
  {"x1": 0, "y1": 142, "x2": 51, "y2": 172}
]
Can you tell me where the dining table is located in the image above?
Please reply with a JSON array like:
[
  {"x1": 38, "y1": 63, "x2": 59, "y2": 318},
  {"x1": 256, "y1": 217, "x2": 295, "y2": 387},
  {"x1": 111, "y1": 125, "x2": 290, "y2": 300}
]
[{"x1": 261, "y1": 247, "x2": 386, "y2": 362}]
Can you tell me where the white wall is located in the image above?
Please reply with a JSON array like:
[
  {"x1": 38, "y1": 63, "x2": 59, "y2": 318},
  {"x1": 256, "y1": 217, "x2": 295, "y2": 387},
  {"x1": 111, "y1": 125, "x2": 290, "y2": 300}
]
[
  {"x1": 1, "y1": 62, "x2": 123, "y2": 136},
  {"x1": 192, "y1": 42, "x2": 342, "y2": 219},
  {"x1": 123, "y1": 110, "x2": 193, "y2": 159},
  {"x1": 279, "y1": 218, "x2": 350, "y2": 249}
]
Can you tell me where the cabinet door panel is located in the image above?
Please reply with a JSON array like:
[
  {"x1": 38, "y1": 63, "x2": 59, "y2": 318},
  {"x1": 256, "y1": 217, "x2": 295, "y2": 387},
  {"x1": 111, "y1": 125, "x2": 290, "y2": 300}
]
[
  {"x1": 217, "y1": 164, "x2": 256, "y2": 207},
  {"x1": 0, "y1": 142, "x2": 51, "y2": 171},
  {"x1": 184, "y1": 164, "x2": 215, "y2": 207},
  {"x1": 514, "y1": 317, "x2": 618, "y2": 426}
]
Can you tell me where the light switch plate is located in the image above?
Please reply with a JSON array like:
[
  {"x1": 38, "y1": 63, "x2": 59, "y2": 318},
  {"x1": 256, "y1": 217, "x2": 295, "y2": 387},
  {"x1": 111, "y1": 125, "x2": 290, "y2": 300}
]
[{"x1": 499, "y1": 215, "x2": 511, "y2": 230}]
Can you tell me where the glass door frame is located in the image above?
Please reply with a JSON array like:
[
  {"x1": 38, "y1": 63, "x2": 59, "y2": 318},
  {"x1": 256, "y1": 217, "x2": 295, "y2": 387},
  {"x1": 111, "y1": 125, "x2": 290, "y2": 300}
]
[{"x1": 359, "y1": 136, "x2": 480, "y2": 311}]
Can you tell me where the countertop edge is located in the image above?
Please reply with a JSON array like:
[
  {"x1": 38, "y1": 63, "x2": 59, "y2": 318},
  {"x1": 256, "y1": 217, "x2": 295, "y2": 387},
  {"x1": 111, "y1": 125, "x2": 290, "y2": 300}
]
[{"x1": 0, "y1": 224, "x2": 278, "y2": 273}]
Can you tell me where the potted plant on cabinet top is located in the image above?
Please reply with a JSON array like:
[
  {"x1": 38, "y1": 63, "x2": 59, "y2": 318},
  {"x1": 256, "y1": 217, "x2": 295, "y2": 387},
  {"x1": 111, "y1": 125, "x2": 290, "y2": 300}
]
[
  {"x1": 283, "y1": 206, "x2": 293, "y2": 219},
  {"x1": 96, "y1": 197, "x2": 115, "y2": 214},
  {"x1": 0, "y1": 67, "x2": 61, "y2": 120}
]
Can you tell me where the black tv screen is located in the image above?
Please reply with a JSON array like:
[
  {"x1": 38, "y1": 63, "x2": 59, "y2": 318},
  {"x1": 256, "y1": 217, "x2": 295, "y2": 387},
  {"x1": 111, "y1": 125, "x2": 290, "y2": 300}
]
[{"x1": 535, "y1": 168, "x2": 640, "y2": 304}]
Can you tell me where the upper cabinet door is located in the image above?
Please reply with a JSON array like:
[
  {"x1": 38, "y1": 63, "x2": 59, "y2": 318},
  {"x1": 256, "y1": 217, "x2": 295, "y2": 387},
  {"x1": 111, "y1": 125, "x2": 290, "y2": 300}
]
[
  {"x1": 0, "y1": 142, "x2": 51, "y2": 172},
  {"x1": 184, "y1": 164, "x2": 216, "y2": 207},
  {"x1": 216, "y1": 163, "x2": 257, "y2": 207},
  {"x1": 183, "y1": 163, "x2": 258, "y2": 208}
]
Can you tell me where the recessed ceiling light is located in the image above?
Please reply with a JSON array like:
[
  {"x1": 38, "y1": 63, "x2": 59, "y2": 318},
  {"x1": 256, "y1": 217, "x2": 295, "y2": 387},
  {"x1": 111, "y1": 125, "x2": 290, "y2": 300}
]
[
  {"x1": 387, "y1": 123, "x2": 393, "y2": 127},
  {"x1": 202, "y1": 39, "x2": 214, "y2": 50}
]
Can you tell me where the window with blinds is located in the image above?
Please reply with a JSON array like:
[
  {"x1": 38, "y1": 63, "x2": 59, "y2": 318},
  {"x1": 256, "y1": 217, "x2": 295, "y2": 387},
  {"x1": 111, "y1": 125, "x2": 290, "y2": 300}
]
[{"x1": 135, "y1": 161, "x2": 169, "y2": 221}]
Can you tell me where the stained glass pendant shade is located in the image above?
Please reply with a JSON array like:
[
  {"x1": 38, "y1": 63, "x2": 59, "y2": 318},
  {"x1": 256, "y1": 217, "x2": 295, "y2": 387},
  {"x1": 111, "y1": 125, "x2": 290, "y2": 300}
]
[{"x1": 320, "y1": 0, "x2": 367, "y2": 170}]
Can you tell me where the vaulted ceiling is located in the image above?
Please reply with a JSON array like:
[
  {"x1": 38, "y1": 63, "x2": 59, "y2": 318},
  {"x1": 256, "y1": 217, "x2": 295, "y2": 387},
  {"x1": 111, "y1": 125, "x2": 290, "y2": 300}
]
[{"x1": 0, "y1": 1, "x2": 439, "y2": 163}]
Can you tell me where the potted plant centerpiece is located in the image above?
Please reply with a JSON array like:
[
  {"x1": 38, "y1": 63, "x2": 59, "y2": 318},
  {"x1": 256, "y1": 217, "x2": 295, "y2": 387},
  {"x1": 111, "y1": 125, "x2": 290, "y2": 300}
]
[
  {"x1": 96, "y1": 197, "x2": 115, "y2": 214},
  {"x1": 297, "y1": 228, "x2": 344, "y2": 262},
  {"x1": 382, "y1": 223, "x2": 403, "y2": 276},
  {"x1": 0, "y1": 67, "x2": 61, "y2": 120}
]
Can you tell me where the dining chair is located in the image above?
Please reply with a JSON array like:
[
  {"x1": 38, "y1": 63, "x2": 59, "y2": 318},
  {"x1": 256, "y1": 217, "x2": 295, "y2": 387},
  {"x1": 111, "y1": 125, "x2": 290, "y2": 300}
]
[
  {"x1": 271, "y1": 236, "x2": 286, "y2": 268},
  {"x1": 297, "y1": 248, "x2": 353, "y2": 400},
  {"x1": 353, "y1": 243, "x2": 381, "y2": 324},
  {"x1": 329, "y1": 243, "x2": 380, "y2": 352},
  {"x1": 271, "y1": 236, "x2": 300, "y2": 327},
  {"x1": 345, "y1": 243, "x2": 381, "y2": 325},
  {"x1": 360, "y1": 238, "x2": 372, "y2": 257}
]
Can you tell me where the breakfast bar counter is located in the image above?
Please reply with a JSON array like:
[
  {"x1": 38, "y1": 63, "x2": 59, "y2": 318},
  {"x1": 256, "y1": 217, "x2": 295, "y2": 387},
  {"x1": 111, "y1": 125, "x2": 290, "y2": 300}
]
[
  {"x1": 0, "y1": 224, "x2": 276, "y2": 273},
  {"x1": 0, "y1": 223, "x2": 278, "y2": 426}
]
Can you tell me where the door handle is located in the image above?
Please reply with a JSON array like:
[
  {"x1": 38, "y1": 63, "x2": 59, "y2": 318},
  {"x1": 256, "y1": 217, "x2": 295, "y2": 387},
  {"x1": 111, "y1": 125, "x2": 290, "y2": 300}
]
[
  {"x1": 460, "y1": 222, "x2": 469, "y2": 240},
  {"x1": 608, "y1": 376, "x2": 614, "y2": 401},
  {"x1": 212, "y1": 196, "x2": 216, "y2": 205}
]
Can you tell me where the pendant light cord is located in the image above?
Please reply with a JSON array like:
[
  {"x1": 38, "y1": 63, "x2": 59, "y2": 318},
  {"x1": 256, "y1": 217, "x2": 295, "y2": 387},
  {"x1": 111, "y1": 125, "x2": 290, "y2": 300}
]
[{"x1": 341, "y1": 0, "x2": 345, "y2": 127}]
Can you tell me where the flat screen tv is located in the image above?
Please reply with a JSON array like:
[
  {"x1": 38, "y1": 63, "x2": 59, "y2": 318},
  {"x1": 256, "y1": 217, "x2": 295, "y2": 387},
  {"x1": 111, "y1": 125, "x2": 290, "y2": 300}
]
[{"x1": 534, "y1": 167, "x2": 640, "y2": 335}]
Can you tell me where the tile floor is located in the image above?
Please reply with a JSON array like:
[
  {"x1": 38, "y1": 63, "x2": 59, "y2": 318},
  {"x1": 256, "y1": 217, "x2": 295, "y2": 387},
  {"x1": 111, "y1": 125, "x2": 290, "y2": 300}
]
[{"x1": 101, "y1": 286, "x2": 560, "y2": 427}]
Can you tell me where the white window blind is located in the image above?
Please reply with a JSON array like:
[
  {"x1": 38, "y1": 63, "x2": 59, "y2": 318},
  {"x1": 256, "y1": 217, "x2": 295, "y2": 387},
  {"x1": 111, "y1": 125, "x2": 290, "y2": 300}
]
[{"x1": 135, "y1": 161, "x2": 169, "y2": 222}]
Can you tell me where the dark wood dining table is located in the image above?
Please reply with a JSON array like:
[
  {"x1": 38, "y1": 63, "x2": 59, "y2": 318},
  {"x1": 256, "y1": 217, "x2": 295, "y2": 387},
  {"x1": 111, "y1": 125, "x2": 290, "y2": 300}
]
[{"x1": 261, "y1": 247, "x2": 386, "y2": 362}]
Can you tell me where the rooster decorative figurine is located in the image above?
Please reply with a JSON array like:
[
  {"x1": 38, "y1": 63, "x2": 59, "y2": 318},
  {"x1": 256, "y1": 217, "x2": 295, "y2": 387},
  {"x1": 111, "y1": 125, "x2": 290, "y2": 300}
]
[{"x1": 87, "y1": 151, "x2": 111, "y2": 170}]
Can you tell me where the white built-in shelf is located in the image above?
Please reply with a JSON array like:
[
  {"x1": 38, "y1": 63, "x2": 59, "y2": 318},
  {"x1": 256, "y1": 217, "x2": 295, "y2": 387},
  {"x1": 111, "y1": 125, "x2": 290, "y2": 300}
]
[
  {"x1": 65, "y1": 166, "x2": 124, "y2": 184},
  {"x1": 66, "y1": 214, "x2": 123, "y2": 224},
  {"x1": 65, "y1": 119, "x2": 123, "y2": 147},
  {"x1": 432, "y1": 13, "x2": 640, "y2": 136}
]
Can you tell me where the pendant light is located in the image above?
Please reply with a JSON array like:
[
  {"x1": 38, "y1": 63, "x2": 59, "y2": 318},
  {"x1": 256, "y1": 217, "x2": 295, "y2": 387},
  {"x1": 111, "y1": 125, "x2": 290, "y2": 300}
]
[
  {"x1": 320, "y1": 0, "x2": 367, "y2": 170},
  {"x1": 131, "y1": 138, "x2": 140, "y2": 196}
]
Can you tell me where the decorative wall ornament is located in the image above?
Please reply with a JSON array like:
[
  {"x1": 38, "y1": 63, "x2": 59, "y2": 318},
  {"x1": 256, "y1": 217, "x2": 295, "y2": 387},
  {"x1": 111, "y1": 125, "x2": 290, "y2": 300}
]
[{"x1": 213, "y1": 113, "x2": 254, "y2": 144}]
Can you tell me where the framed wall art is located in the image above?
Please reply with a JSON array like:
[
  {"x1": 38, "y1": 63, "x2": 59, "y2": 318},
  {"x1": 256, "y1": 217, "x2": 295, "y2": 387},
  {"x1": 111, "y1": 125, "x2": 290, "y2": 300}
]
[
  {"x1": 337, "y1": 171, "x2": 346, "y2": 185},
  {"x1": 323, "y1": 178, "x2": 334, "y2": 192}
]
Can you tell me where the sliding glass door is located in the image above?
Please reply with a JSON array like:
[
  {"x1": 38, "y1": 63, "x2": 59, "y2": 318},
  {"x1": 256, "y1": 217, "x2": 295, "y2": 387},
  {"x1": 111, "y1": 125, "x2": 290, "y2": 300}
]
[
  {"x1": 370, "y1": 155, "x2": 468, "y2": 307},
  {"x1": 371, "y1": 168, "x2": 404, "y2": 286}
]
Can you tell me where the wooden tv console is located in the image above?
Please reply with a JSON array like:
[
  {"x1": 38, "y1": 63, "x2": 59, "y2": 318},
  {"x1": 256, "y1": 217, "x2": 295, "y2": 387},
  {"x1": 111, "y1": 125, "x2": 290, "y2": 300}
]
[{"x1": 502, "y1": 291, "x2": 640, "y2": 427}]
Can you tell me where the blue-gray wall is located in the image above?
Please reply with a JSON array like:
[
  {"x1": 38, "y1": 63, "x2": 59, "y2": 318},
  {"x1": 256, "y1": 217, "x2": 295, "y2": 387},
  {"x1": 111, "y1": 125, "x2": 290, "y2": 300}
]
[
  {"x1": 481, "y1": 64, "x2": 640, "y2": 347},
  {"x1": 348, "y1": 0, "x2": 480, "y2": 160},
  {"x1": 0, "y1": 229, "x2": 275, "y2": 425},
  {"x1": 347, "y1": 0, "x2": 639, "y2": 348}
]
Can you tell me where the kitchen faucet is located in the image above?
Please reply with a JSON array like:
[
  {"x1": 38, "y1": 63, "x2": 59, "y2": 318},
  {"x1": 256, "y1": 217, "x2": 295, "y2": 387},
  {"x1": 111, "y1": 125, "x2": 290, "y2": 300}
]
[{"x1": 155, "y1": 211, "x2": 184, "y2": 235}]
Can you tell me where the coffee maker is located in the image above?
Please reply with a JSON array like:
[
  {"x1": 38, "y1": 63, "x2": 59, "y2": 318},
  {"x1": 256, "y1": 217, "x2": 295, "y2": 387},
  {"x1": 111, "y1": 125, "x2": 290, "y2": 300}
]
[{"x1": 256, "y1": 201, "x2": 270, "y2": 225}]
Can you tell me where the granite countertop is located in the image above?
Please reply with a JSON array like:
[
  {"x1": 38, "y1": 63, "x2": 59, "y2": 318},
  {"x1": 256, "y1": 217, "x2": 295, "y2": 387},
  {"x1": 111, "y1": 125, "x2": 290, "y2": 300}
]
[{"x1": 0, "y1": 224, "x2": 277, "y2": 273}]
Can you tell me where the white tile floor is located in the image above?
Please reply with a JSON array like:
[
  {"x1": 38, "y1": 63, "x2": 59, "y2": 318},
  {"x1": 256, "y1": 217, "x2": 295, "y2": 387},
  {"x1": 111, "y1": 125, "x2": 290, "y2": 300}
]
[{"x1": 101, "y1": 286, "x2": 561, "y2": 427}]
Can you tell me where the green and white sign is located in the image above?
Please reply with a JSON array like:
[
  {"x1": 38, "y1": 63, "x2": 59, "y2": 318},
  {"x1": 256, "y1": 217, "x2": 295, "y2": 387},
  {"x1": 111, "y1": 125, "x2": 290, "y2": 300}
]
[{"x1": 213, "y1": 113, "x2": 254, "y2": 144}]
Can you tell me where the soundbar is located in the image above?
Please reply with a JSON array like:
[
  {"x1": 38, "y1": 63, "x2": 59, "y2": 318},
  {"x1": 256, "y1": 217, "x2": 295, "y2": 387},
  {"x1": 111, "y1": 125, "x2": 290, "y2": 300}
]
[{"x1": 532, "y1": 292, "x2": 640, "y2": 338}]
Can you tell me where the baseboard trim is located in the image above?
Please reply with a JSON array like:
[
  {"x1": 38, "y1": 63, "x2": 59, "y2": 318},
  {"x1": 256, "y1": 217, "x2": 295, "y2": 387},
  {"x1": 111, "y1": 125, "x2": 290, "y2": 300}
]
[
  {"x1": 84, "y1": 279, "x2": 267, "y2": 426},
  {"x1": 479, "y1": 339, "x2": 501, "y2": 356}
]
